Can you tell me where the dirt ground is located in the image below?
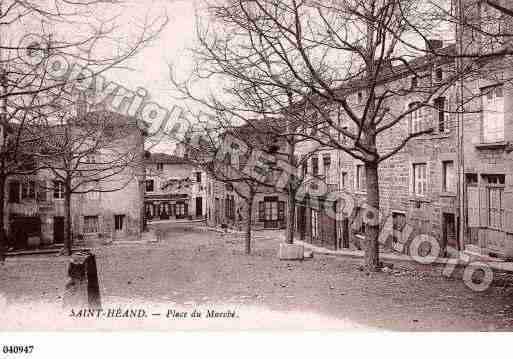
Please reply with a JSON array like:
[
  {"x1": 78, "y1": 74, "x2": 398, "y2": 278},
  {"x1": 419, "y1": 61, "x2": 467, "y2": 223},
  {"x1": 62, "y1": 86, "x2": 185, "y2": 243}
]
[{"x1": 1, "y1": 222, "x2": 513, "y2": 331}]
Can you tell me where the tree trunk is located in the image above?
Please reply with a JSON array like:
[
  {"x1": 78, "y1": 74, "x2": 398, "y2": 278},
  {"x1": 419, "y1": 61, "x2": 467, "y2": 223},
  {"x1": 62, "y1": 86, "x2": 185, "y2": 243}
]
[
  {"x1": 244, "y1": 194, "x2": 254, "y2": 254},
  {"x1": 285, "y1": 188, "x2": 295, "y2": 244},
  {"x1": 364, "y1": 162, "x2": 380, "y2": 271},
  {"x1": 0, "y1": 174, "x2": 6, "y2": 261},
  {"x1": 63, "y1": 184, "x2": 72, "y2": 256}
]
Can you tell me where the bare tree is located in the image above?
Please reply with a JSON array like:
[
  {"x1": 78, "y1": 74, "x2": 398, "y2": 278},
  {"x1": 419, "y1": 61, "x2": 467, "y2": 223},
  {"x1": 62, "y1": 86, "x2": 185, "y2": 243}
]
[
  {"x1": 0, "y1": 0, "x2": 166, "y2": 256},
  {"x1": 180, "y1": 118, "x2": 286, "y2": 254},
  {"x1": 31, "y1": 108, "x2": 145, "y2": 255},
  {"x1": 170, "y1": 0, "x2": 487, "y2": 271}
]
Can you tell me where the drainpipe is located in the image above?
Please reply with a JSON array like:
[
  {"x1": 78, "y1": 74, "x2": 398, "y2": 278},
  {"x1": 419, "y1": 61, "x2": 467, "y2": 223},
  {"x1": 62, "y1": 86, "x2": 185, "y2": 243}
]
[{"x1": 457, "y1": 0, "x2": 466, "y2": 252}]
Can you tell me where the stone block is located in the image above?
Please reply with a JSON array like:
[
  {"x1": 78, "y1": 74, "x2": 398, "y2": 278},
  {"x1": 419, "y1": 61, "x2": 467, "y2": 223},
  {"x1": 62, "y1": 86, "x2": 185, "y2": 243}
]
[
  {"x1": 143, "y1": 230, "x2": 158, "y2": 243},
  {"x1": 278, "y1": 243, "x2": 304, "y2": 260}
]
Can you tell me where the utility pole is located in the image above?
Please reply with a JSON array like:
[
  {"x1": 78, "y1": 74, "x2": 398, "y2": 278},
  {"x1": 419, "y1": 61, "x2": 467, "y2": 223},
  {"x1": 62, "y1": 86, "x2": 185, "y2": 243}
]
[
  {"x1": 457, "y1": 0, "x2": 466, "y2": 252},
  {"x1": 0, "y1": 0, "x2": 7, "y2": 261}
]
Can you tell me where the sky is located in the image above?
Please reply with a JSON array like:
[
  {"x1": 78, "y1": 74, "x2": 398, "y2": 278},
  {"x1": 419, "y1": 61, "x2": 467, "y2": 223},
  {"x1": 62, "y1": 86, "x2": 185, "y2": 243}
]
[
  {"x1": 109, "y1": 0, "x2": 199, "y2": 116},
  {"x1": 4, "y1": 0, "x2": 199, "y2": 153}
]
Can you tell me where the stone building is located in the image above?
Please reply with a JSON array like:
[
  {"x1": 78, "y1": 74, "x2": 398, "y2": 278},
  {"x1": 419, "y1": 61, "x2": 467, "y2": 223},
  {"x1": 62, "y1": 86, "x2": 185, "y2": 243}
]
[
  {"x1": 199, "y1": 123, "x2": 289, "y2": 230},
  {"x1": 293, "y1": 42, "x2": 461, "y2": 255},
  {"x1": 457, "y1": 0, "x2": 513, "y2": 258},
  {"x1": 6, "y1": 110, "x2": 146, "y2": 249},
  {"x1": 144, "y1": 152, "x2": 207, "y2": 221}
]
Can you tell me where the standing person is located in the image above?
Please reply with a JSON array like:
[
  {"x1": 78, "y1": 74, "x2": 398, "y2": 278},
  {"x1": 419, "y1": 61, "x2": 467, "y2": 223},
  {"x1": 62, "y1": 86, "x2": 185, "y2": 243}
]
[{"x1": 0, "y1": 228, "x2": 6, "y2": 263}]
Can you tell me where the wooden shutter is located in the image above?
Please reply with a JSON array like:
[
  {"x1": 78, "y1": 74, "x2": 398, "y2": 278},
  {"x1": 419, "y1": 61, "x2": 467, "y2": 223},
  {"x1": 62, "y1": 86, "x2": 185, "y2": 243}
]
[
  {"x1": 258, "y1": 201, "x2": 265, "y2": 221},
  {"x1": 467, "y1": 186, "x2": 479, "y2": 227},
  {"x1": 479, "y1": 186, "x2": 488, "y2": 227},
  {"x1": 278, "y1": 201, "x2": 285, "y2": 221},
  {"x1": 503, "y1": 190, "x2": 513, "y2": 233}
]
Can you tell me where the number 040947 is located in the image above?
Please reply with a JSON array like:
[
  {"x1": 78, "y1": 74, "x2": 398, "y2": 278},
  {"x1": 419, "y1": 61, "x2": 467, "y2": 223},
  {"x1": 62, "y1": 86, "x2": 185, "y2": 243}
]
[{"x1": 2, "y1": 345, "x2": 34, "y2": 354}]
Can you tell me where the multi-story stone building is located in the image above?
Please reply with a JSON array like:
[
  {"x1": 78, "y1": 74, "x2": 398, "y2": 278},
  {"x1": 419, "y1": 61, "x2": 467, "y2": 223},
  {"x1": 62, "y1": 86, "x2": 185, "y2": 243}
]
[
  {"x1": 144, "y1": 152, "x2": 207, "y2": 221},
  {"x1": 6, "y1": 110, "x2": 146, "y2": 249},
  {"x1": 295, "y1": 0, "x2": 513, "y2": 260},
  {"x1": 293, "y1": 41, "x2": 461, "y2": 255},
  {"x1": 458, "y1": 0, "x2": 513, "y2": 258}
]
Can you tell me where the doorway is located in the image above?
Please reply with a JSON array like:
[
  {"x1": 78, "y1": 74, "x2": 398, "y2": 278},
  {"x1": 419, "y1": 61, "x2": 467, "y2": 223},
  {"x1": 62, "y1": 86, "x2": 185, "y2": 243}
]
[
  {"x1": 196, "y1": 197, "x2": 203, "y2": 218},
  {"x1": 53, "y1": 216, "x2": 65, "y2": 244},
  {"x1": 442, "y1": 212, "x2": 458, "y2": 255}
]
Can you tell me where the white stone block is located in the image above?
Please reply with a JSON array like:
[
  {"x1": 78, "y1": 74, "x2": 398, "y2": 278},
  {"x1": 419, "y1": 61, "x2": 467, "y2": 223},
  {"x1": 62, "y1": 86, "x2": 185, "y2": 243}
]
[{"x1": 278, "y1": 243, "x2": 304, "y2": 260}]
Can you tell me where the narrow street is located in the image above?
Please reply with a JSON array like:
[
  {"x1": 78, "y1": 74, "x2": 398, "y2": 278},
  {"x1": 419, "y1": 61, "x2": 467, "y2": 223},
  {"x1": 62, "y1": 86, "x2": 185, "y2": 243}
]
[{"x1": 1, "y1": 222, "x2": 513, "y2": 330}]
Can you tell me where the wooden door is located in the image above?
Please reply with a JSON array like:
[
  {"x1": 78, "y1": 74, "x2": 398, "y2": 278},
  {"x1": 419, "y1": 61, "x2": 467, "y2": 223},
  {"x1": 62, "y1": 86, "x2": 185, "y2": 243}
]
[{"x1": 53, "y1": 217, "x2": 65, "y2": 244}]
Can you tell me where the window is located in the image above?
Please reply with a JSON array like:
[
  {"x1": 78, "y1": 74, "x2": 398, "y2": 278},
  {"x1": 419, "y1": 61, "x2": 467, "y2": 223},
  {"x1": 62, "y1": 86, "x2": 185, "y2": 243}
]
[
  {"x1": 8, "y1": 181, "x2": 20, "y2": 203},
  {"x1": 482, "y1": 85, "x2": 504, "y2": 143},
  {"x1": 409, "y1": 103, "x2": 427, "y2": 134},
  {"x1": 434, "y1": 97, "x2": 448, "y2": 133},
  {"x1": 53, "y1": 180, "x2": 65, "y2": 199},
  {"x1": 434, "y1": 68, "x2": 443, "y2": 83},
  {"x1": 483, "y1": 173, "x2": 505, "y2": 185},
  {"x1": 259, "y1": 197, "x2": 284, "y2": 222},
  {"x1": 83, "y1": 216, "x2": 99, "y2": 234},
  {"x1": 413, "y1": 163, "x2": 427, "y2": 196},
  {"x1": 357, "y1": 91, "x2": 363, "y2": 104},
  {"x1": 86, "y1": 154, "x2": 97, "y2": 164},
  {"x1": 442, "y1": 161, "x2": 455, "y2": 193},
  {"x1": 225, "y1": 195, "x2": 235, "y2": 220},
  {"x1": 87, "y1": 181, "x2": 100, "y2": 200},
  {"x1": 311, "y1": 157, "x2": 319, "y2": 176},
  {"x1": 278, "y1": 201, "x2": 285, "y2": 221},
  {"x1": 21, "y1": 181, "x2": 36, "y2": 200},
  {"x1": 322, "y1": 155, "x2": 331, "y2": 180},
  {"x1": 156, "y1": 163, "x2": 164, "y2": 171},
  {"x1": 195, "y1": 172, "x2": 202, "y2": 183},
  {"x1": 231, "y1": 143, "x2": 240, "y2": 170},
  {"x1": 392, "y1": 212, "x2": 407, "y2": 244},
  {"x1": 114, "y1": 215, "x2": 125, "y2": 231},
  {"x1": 466, "y1": 173, "x2": 478, "y2": 186},
  {"x1": 340, "y1": 172, "x2": 348, "y2": 190},
  {"x1": 145, "y1": 179, "x2": 154, "y2": 192},
  {"x1": 482, "y1": 174, "x2": 505, "y2": 230},
  {"x1": 176, "y1": 202, "x2": 187, "y2": 217},
  {"x1": 264, "y1": 201, "x2": 278, "y2": 221},
  {"x1": 356, "y1": 165, "x2": 366, "y2": 191}
]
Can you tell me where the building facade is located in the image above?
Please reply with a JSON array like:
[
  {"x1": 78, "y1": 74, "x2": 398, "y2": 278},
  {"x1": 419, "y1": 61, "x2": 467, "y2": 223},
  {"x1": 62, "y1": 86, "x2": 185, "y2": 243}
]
[
  {"x1": 144, "y1": 153, "x2": 207, "y2": 221},
  {"x1": 6, "y1": 110, "x2": 146, "y2": 249}
]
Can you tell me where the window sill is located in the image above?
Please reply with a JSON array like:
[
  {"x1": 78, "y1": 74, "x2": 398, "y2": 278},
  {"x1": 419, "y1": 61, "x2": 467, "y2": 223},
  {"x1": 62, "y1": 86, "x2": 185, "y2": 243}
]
[
  {"x1": 408, "y1": 195, "x2": 431, "y2": 203},
  {"x1": 439, "y1": 192, "x2": 456, "y2": 198},
  {"x1": 414, "y1": 132, "x2": 451, "y2": 140},
  {"x1": 475, "y1": 141, "x2": 510, "y2": 150},
  {"x1": 354, "y1": 190, "x2": 367, "y2": 195}
]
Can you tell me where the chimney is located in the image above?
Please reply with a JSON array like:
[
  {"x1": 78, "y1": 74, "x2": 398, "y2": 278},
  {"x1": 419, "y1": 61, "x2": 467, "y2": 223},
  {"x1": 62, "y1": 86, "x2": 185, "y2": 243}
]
[{"x1": 425, "y1": 39, "x2": 443, "y2": 51}]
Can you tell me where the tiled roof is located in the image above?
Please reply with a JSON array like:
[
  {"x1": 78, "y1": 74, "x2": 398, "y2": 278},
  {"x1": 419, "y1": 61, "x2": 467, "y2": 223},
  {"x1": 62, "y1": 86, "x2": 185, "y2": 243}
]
[{"x1": 145, "y1": 152, "x2": 188, "y2": 164}]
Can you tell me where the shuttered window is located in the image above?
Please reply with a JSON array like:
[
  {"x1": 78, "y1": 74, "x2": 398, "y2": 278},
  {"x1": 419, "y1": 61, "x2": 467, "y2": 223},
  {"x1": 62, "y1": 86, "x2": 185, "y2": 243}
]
[
  {"x1": 442, "y1": 161, "x2": 455, "y2": 193},
  {"x1": 278, "y1": 201, "x2": 285, "y2": 221},
  {"x1": 409, "y1": 103, "x2": 427, "y2": 134},
  {"x1": 482, "y1": 85, "x2": 504, "y2": 143},
  {"x1": 258, "y1": 202, "x2": 265, "y2": 221},
  {"x1": 83, "y1": 216, "x2": 99, "y2": 234},
  {"x1": 413, "y1": 163, "x2": 427, "y2": 196}
]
